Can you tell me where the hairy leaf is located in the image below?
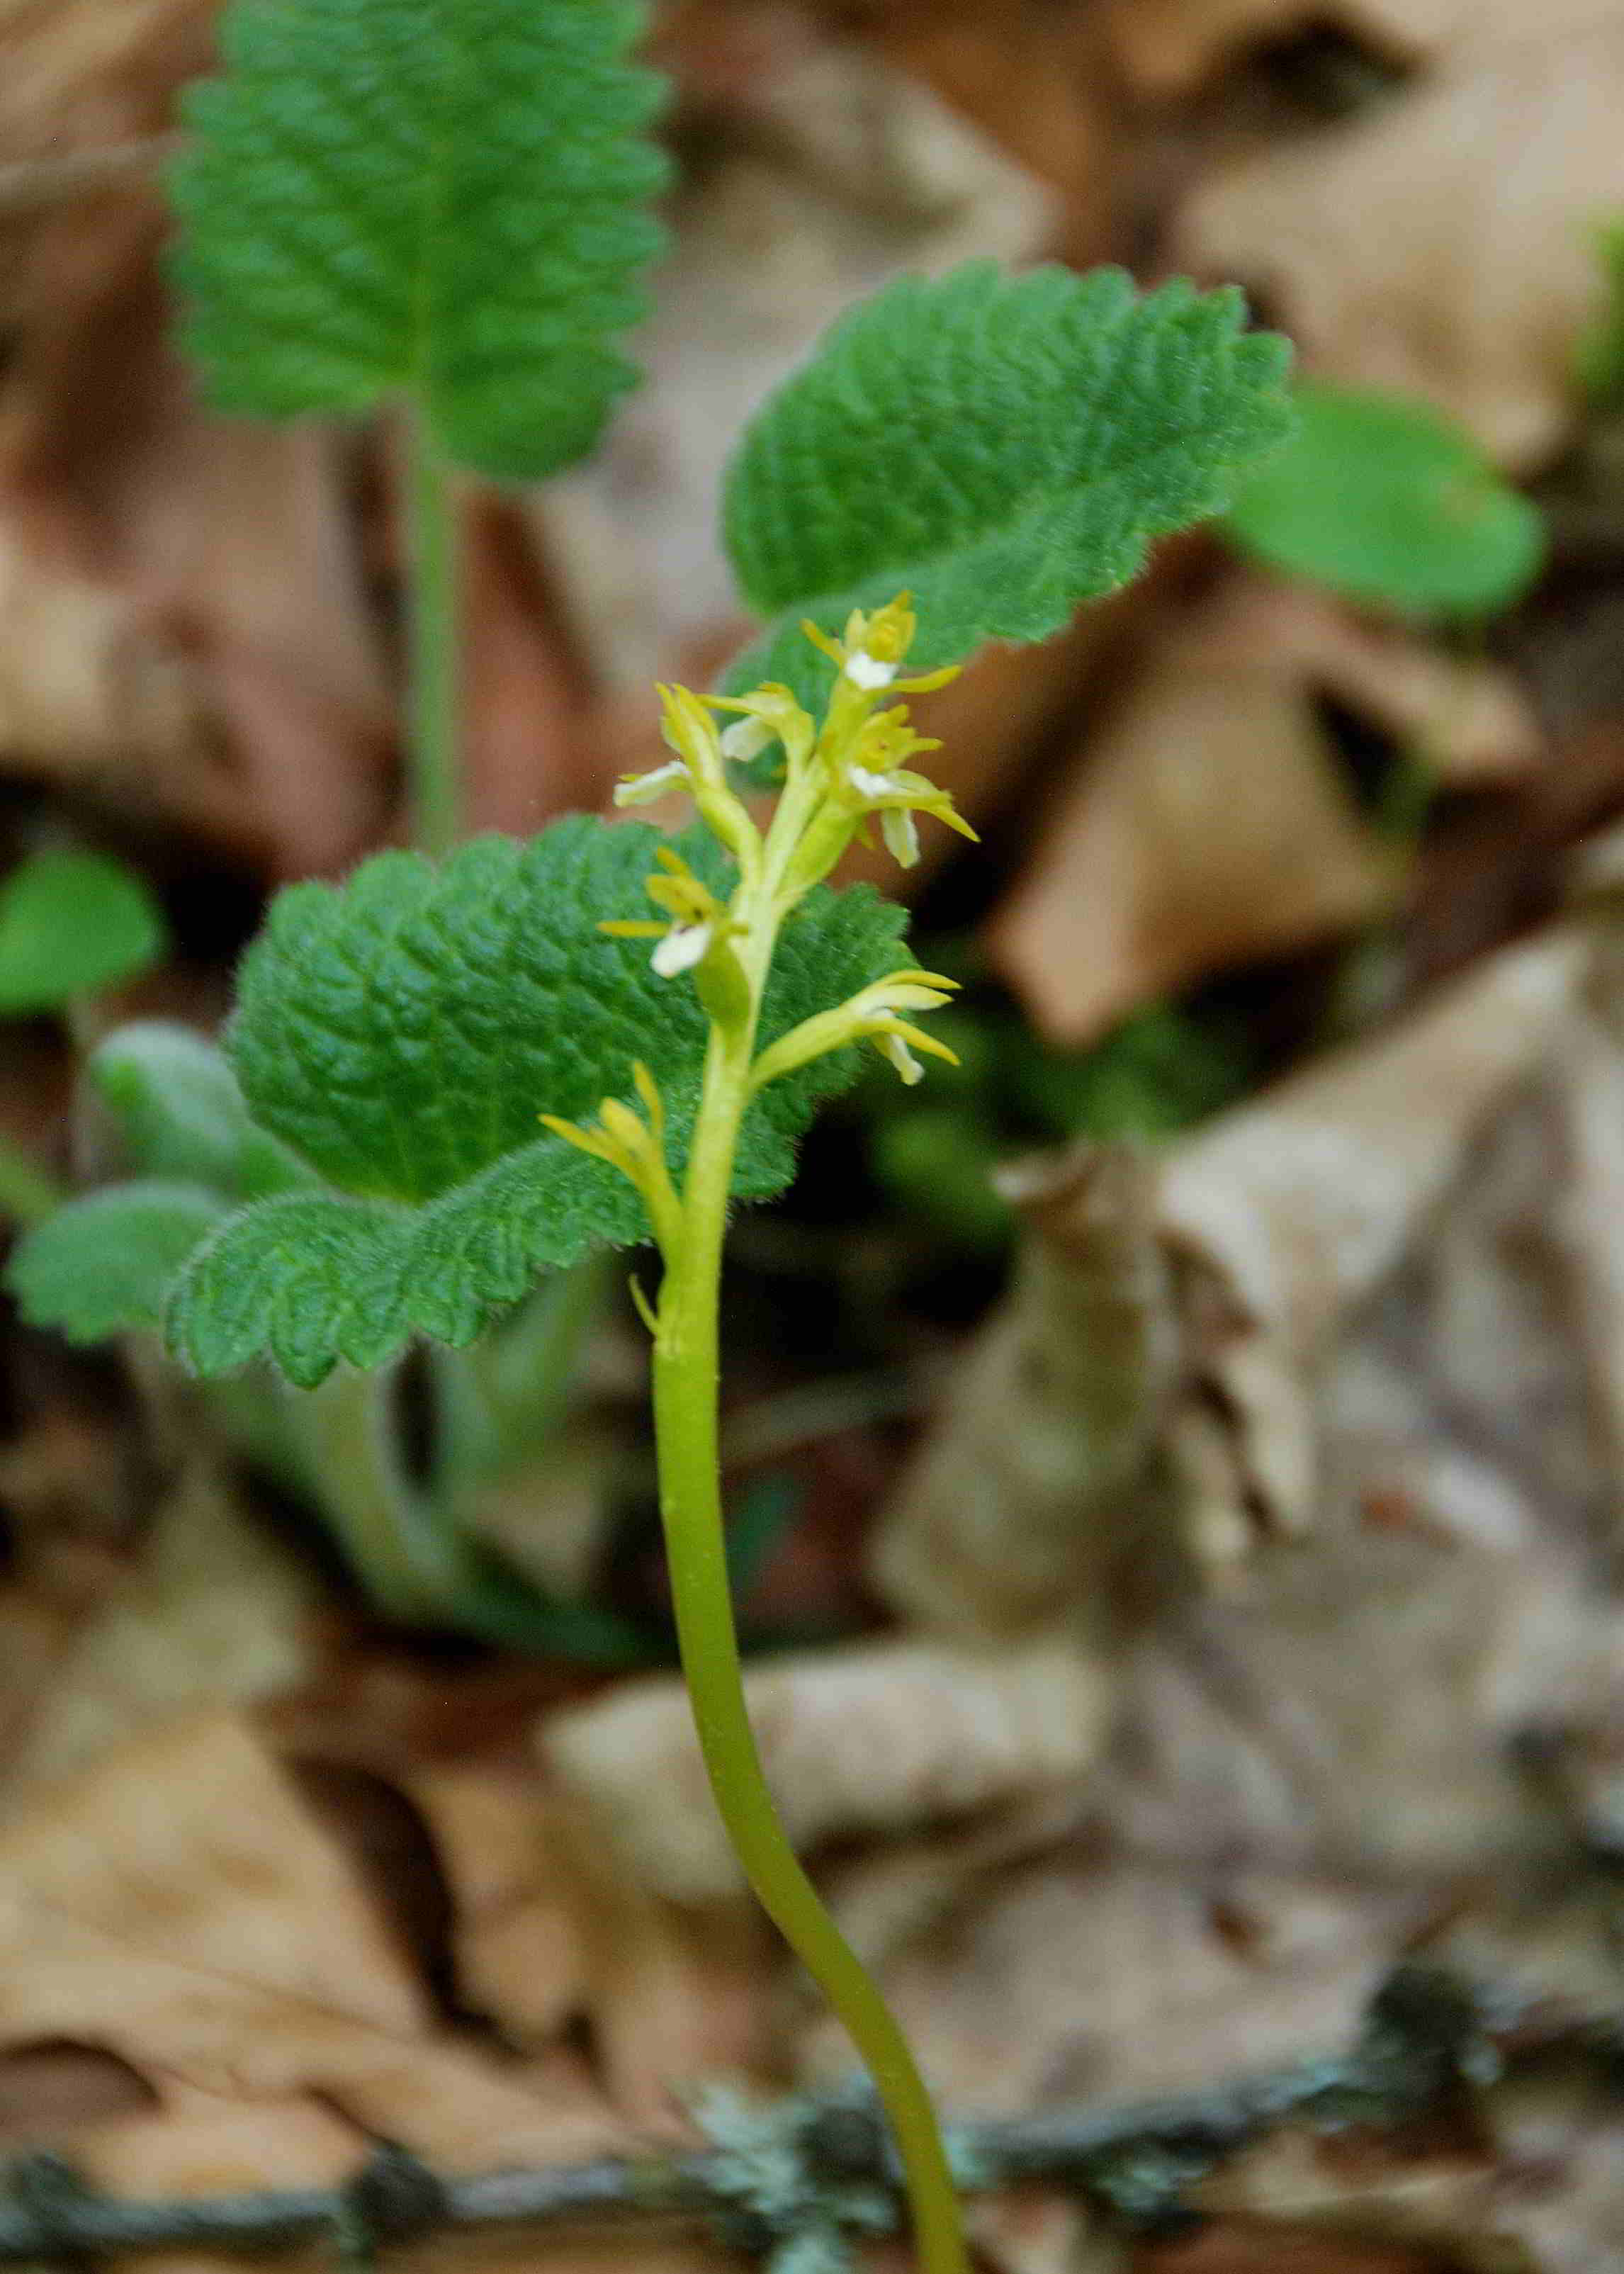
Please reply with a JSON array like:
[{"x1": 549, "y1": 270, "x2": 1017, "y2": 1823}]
[
  {"x1": 171, "y1": 821, "x2": 908, "y2": 1384},
  {"x1": 1225, "y1": 383, "x2": 1545, "y2": 619},
  {"x1": 170, "y1": 0, "x2": 668, "y2": 478},
  {"x1": 10, "y1": 1183, "x2": 227, "y2": 1343},
  {"x1": 0, "y1": 852, "x2": 167, "y2": 1015},
  {"x1": 92, "y1": 1022, "x2": 316, "y2": 1199},
  {"x1": 721, "y1": 263, "x2": 1295, "y2": 703}
]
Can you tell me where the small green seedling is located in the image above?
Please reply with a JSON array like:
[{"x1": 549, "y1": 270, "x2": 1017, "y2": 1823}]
[
  {"x1": 0, "y1": 848, "x2": 167, "y2": 1225},
  {"x1": 1225, "y1": 378, "x2": 1545, "y2": 619},
  {"x1": 0, "y1": 848, "x2": 167, "y2": 1017},
  {"x1": 7, "y1": 2, "x2": 1297, "y2": 2264}
]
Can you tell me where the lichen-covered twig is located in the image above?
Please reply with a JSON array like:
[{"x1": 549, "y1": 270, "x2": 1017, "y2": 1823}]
[{"x1": 0, "y1": 1964, "x2": 1611, "y2": 2266}]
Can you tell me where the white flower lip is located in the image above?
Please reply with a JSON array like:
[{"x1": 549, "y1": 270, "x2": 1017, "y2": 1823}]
[
  {"x1": 844, "y1": 651, "x2": 897, "y2": 691},
  {"x1": 720, "y1": 716, "x2": 774, "y2": 762},
  {"x1": 881, "y1": 1032, "x2": 925, "y2": 1084},
  {"x1": 650, "y1": 921, "x2": 712, "y2": 978},
  {"x1": 880, "y1": 807, "x2": 920, "y2": 867},
  {"x1": 614, "y1": 758, "x2": 689, "y2": 809},
  {"x1": 847, "y1": 763, "x2": 902, "y2": 800}
]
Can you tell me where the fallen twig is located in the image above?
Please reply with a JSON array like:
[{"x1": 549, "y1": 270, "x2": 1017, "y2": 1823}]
[{"x1": 0, "y1": 1964, "x2": 1613, "y2": 2264}]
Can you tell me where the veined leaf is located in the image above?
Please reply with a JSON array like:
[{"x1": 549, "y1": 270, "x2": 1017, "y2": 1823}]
[
  {"x1": 170, "y1": 0, "x2": 668, "y2": 478},
  {"x1": 10, "y1": 1183, "x2": 227, "y2": 1343},
  {"x1": 169, "y1": 819, "x2": 908, "y2": 1385},
  {"x1": 0, "y1": 851, "x2": 167, "y2": 1015},
  {"x1": 91, "y1": 1021, "x2": 317, "y2": 1199},
  {"x1": 1224, "y1": 382, "x2": 1545, "y2": 619},
  {"x1": 721, "y1": 263, "x2": 1295, "y2": 703}
]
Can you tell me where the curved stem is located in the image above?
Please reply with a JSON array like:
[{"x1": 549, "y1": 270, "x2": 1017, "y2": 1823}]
[
  {"x1": 403, "y1": 415, "x2": 461, "y2": 857},
  {"x1": 281, "y1": 1361, "x2": 460, "y2": 1620},
  {"x1": 651, "y1": 1018, "x2": 969, "y2": 2274}
]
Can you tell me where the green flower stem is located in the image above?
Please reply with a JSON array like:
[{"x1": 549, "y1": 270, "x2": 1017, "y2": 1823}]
[
  {"x1": 438, "y1": 1254, "x2": 616, "y2": 1492},
  {"x1": 0, "y1": 1131, "x2": 62, "y2": 1226},
  {"x1": 403, "y1": 415, "x2": 462, "y2": 858},
  {"x1": 282, "y1": 1360, "x2": 463, "y2": 1621},
  {"x1": 650, "y1": 923, "x2": 969, "y2": 2274}
]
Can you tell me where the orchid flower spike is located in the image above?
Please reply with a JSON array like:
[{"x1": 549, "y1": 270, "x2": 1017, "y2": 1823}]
[
  {"x1": 801, "y1": 594, "x2": 961, "y2": 698},
  {"x1": 540, "y1": 1062, "x2": 681, "y2": 1255},
  {"x1": 599, "y1": 845, "x2": 732, "y2": 979},
  {"x1": 750, "y1": 969, "x2": 961, "y2": 1095}
]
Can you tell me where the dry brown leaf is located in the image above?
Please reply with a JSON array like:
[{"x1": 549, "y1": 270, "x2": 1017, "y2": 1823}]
[
  {"x1": 1098, "y1": 0, "x2": 1621, "y2": 96},
  {"x1": 453, "y1": 490, "x2": 600, "y2": 839},
  {"x1": 1161, "y1": 926, "x2": 1587, "y2": 1363},
  {"x1": 1095, "y1": 0, "x2": 1445, "y2": 96},
  {"x1": 862, "y1": 6, "x2": 1120, "y2": 267},
  {"x1": 1155, "y1": 924, "x2": 1592, "y2": 1558},
  {"x1": 1197, "y1": 581, "x2": 1545, "y2": 786},
  {"x1": 409, "y1": 1765, "x2": 590, "y2": 2048},
  {"x1": 988, "y1": 592, "x2": 1404, "y2": 1047},
  {"x1": 544, "y1": 30, "x2": 1054, "y2": 707},
  {"x1": 0, "y1": 1713, "x2": 429, "y2": 2086},
  {"x1": 0, "y1": 514, "x2": 209, "y2": 804},
  {"x1": 881, "y1": 921, "x2": 1593, "y2": 1639},
  {"x1": 1174, "y1": 17, "x2": 1624, "y2": 468},
  {"x1": 4, "y1": 1460, "x2": 320, "y2": 1794},
  {"x1": 826, "y1": 904, "x2": 1624, "y2": 2234},
  {"x1": 2, "y1": 279, "x2": 394, "y2": 872},
  {"x1": 989, "y1": 572, "x2": 1547, "y2": 1046},
  {"x1": 0, "y1": 0, "x2": 210, "y2": 150},
  {"x1": 0, "y1": 1713, "x2": 672, "y2": 2183},
  {"x1": 538, "y1": 1636, "x2": 1110, "y2": 1903},
  {"x1": 967, "y1": 2188, "x2": 1124, "y2": 2274},
  {"x1": 873, "y1": 1148, "x2": 1181, "y2": 1640},
  {"x1": 806, "y1": 1856, "x2": 1411, "y2": 2115},
  {"x1": 411, "y1": 1765, "x2": 769, "y2": 2127},
  {"x1": 0, "y1": 0, "x2": 397, "y2": 872}
]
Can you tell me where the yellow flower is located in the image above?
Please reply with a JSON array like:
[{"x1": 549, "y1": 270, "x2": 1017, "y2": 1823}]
[
  {"x1": 599, "y1": 846, "x2": 731, "y2": 978},
  {"x1": 801, "y1": 593, "x2": 961, "y2": 699},
  {"x1": 539, "y1": 1062, "x2": 682, "y2": 1254},
  {"x1": 750, "y1": 969, "x2": 961, "y2": 1093}
]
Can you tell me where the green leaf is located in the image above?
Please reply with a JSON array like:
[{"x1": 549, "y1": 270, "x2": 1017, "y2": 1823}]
[
  {"x1": 870, "y1": 1106, "x2": 1010, "y2": 1250},
  {"x1": 9, "y1": 1183, "x2": 226, "y2": 1343},
  {"x1": 0, "y1": 852, "x2": 167, "y2": 1015},
  {"x1": 1224, "y1": 383, "x2": 1545, "y2": 619},
  {"x1": 167, "y1": 1193, "x2": 410, "y2": 1385},
  {"x1": 1008, "y1": 1006, "x2": 1252, "y2": 1142},
  {"x1": 720, "y1": 263, "x2": 1295, "y2": 704},
  {"x1": 170, "y1": 818, "x2": 908, "y2": 1384},
  {"x1": 91, "y1": 1021, "x2": 317, "y2": 1199},
  {"x1": 169, "y1": 0, "x2": 668, "y2": 479},
  {"x1": 1577, "y1": 219, "x2": 1624, "y2": 411}
]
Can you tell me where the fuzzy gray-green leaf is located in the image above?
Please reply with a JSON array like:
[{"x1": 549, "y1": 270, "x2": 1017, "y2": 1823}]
[
  {"x1": 171, "y1": 819, "x2": 908, "y2": 1384},
  {"x1": 91, "y1": 1021, "x2": 317, "y2": 1199},
  {"x1": 170, "y1": 0, "x2": 668, "y2": 478},
  {"x1": 10, "y1": 1183, "x2": 227, "y2": 1344},
  {"x1": 721, "y1": 263, "x2": 1294, "y2": 704}
]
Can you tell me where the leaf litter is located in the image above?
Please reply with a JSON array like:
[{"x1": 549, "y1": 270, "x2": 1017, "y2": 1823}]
[{"x1": 4, "y1": 2, "x2": 1624, "y2": 2271}]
